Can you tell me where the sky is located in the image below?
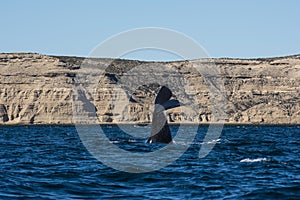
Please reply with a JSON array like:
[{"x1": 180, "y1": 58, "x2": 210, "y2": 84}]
[{"x1": 0, "y1": 0, "x2": 299, "y2": 60}]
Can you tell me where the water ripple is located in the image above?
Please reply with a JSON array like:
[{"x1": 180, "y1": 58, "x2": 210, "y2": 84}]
[{"x1": 0, "y1": 125, "x2": 299, "y2": 199}]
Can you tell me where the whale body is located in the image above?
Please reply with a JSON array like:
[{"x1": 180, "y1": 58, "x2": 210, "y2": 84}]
[{"x1": 146, "y1": 86, "x2": 181, "y2": 144}]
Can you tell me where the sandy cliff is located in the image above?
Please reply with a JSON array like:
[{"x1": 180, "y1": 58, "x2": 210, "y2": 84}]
[{"x1": 0, "y1": 53, "x2": 299, "y2": 124}]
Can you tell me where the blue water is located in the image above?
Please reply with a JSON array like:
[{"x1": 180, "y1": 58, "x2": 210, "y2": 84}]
[{"x1": 0, "y1": 125, "x2": 299, "y2": 199}]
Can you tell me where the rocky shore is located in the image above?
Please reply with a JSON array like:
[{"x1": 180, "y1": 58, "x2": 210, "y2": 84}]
[{"x1": 0, "y1": 53, "x2": 299, "y2": 125}]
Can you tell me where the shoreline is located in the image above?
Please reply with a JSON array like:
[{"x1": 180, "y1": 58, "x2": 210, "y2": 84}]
[{"x1": 0, "y1": 122, "x2": 299, "y2": 127}]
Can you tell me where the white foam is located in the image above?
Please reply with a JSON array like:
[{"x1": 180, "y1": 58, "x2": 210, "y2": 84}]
[
  {"x1": 240, "y1": 158, "x2": 268, "y2": 163},
  {"x1": 109, "y1": 140, "x2": 120, "y2": 144},
  {"x1": 206, "y1": 138, "x2": 221, "y2": 144},
  {"x1": 170, "y1": 139, "x2": 221, "y2": 146}
]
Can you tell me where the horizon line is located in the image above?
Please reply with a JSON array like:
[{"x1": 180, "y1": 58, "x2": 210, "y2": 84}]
[{"x1": 1, "y1": 51, "x2": 300, "y2": 62}]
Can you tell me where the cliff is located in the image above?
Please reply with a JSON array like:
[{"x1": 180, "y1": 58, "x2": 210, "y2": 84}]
[{"x1": 0, "y1": 53, "x2": 299, "y2": 125}]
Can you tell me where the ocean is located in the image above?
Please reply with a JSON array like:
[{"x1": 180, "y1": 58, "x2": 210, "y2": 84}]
[{"x1": 0, "y1": 125, "x2": 299, "y2": 199}]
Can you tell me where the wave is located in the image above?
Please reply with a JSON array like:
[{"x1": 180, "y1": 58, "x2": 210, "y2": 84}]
[
  {"x1": 240, "y1": 158, "x2": 268, "y2": 163},
  {"x1": 107, "y1": 138, "x2": 222, "y2": 146}
]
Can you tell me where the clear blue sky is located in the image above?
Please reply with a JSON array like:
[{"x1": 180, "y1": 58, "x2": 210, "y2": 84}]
[{"x1": 1, "y1": 0, "x2": 299, "y2": 60}]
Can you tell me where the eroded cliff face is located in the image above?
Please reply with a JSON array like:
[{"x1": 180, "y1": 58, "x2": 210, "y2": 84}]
[{"x1": 0, "y1": 53, "x2": 299, "y2": 124}]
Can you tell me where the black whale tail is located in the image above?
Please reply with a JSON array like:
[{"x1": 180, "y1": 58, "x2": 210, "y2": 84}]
[{"x1": 147, "y1": 86, "x2": 181, "y2": 144}]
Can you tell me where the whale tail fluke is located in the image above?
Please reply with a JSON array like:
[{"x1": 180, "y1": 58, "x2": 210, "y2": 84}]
[{"x1": 147, "y1": 86, "x2": 181, "y2": 144}]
